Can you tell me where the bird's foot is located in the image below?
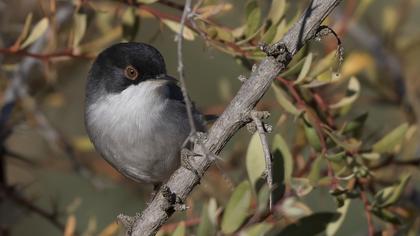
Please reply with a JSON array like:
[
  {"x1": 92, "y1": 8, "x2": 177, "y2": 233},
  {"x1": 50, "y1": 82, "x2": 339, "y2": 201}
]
[{"x1": 181, "y1": 148, "x2": 201, "y2": 180}]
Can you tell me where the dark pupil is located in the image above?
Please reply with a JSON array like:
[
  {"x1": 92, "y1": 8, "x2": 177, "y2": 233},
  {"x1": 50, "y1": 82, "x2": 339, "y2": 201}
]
[{"x1": 129, "y1": 69, "x2": 135, "y2": 76}]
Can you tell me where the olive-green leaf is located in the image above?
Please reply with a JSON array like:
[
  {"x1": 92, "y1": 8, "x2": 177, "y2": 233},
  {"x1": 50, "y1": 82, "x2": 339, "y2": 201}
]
[
  {"x1": 329, "y1": 77, "x2": 361, "y2": 109},
  {"x1": 221, "y1": 181, "x2": 252, "y2": 234},
  {"x1": 272, "y1": 84, "x2": 299, "y2": 115},
  {"x1": 240, "y1": 223, "x2": 273, "y2": 236},
  {"x1": 274, "y1": 212, "x2": 340, "y2": 236},
  {"x1": 272, "y1": 134, "x2": 293, "y2": 183},
  {"x1": 303, "y1": 121, "x2": 322, "y2": 151},
  {"x1": 371, "y1": 208, "x2": 402, "y2": 225},
  {"x1": 21, "y1": 17, "x2": 49, "y2": 48},
  {"x1": 73, "y1": 13, "x2": 87, "y2": 48},
  {"x1": 268, "y1": 0, "x2": 286, "y2": 25},
  {"x1": 290, "y1": 178, "x2": 313, "y2": 197},
  {"x1": 308, "y1": 51, "x2": 336, "y2": 78},
  {"x1": 257, "y1": 184, "x2": 270, "y2": 214},
  {"x1": 246, "y1": 132, "x2": 265, "y2": 189},
  {"x1": 374, "y1": 174, "x2": 411, "y2": 208},
  {"x1": 162, "y1": 20, "x2": 195, "y2": 41},
  {"x1": 280, "y1": 55, "x2": 307, "y2": 77},
  {"x1": 197, "y1": 202, "x2": 215, "y2": 236},
  {"x1": 326, "y1": 199, "x2": 351, "y2": 236},
  {"x1": 172, "y1": 222, "x2": 185, "y2": 236},
  {"x1": 372, "y1": 123, "x2": 409, "y2": 153},
  {"x1": 244, "y1": 1, "x2": 261, "y2": 38},
  {"x1": 294, "y1": 53, "x2": 313, "y2": 85}
]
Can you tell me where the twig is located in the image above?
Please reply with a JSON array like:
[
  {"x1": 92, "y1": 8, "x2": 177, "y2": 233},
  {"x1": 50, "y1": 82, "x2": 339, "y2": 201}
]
[
  {"x1": 130, "y1": 1, "x2": 342, "y2": 235},
  {"x1": 251, "y1": 111, "x2": 273, "y2": 210},
  {"x1": 177, "y1": 0, "x2": 197, "y2": 135},
  {"x1": 0, "y1": 185, "x2": 65, "y2": 232},
  {"x1": 359, "y1": 184, "x2": 375, "y2": 236}
]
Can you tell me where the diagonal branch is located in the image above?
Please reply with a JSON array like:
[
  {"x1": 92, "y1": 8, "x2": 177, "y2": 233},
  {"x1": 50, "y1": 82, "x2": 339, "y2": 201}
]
[{"x1": 131, "y1": 0, "x2": 342, "y2": 235}]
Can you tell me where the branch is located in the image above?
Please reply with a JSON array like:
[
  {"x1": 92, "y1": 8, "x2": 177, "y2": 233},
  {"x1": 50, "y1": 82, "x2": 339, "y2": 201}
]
[{"x1": 131, "y1": 0, "x2": 342, "y2": 235}]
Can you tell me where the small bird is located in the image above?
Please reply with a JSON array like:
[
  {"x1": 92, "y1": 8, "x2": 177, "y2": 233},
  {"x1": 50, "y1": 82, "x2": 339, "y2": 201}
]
[{"x1": 84, "y1": 42, "x2": 202, "y2": 187}]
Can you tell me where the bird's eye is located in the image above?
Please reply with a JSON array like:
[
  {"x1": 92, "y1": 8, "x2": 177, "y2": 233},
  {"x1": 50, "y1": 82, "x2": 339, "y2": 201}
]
[{"x1": 124, "y1": 65, "x2": 139, "y2": 80}]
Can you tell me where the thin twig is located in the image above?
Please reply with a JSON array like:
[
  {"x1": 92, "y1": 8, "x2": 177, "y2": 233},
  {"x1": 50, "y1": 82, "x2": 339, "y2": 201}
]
[
  {"x1": 359, "y1": 184, "x2": 375, "y2": 236},
  {"x1": 251, "y1": 111, "x2": 273, "y2": 210},
  {"x1": 177, "y1": 0, "x2": 197, "y2": 135}
]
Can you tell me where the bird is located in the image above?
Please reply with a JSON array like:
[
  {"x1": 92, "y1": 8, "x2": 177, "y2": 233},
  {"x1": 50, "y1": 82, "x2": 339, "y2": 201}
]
[{"x1": 84, "y1": 42, "x2": 203, "y2": 188}]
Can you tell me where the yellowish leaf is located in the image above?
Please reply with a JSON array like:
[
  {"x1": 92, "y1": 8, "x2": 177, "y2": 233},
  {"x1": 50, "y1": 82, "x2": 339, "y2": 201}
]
[
  {"x1": 64, "y1": 215, "x2": 77, "y2": 236},
  {"x1": 162, "y1": 20, "x2": 195, "y2": 41},
  {"x1": 21, "y1": 17, "x2": 49, "y2": 48}
]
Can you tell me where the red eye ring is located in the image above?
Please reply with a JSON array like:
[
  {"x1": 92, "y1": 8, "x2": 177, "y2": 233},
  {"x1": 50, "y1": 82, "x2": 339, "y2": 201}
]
[{"x1": 124, "y1": 65, "x2": 139, "y2": 80}]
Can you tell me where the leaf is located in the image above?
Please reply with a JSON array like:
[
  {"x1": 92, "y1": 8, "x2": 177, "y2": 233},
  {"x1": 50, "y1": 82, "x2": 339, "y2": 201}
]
[
  {"x1": 267, "y1": 0, "x2": 286, "y2": 25},
  {"x1": 374, "y1": 174, "x2": 411, "y2": 208},
  {"x1": 275, "y1": 212, "x2": 340, "y2": 236},
  {"x1": 272, "y1": 134, "x2": 293, "y2": 183},
  {"x1": 172, "y1": 222, "x2": 185, "y2": 236},
  {"x1": 290, "y1": 178, "x2": 313, "y2": 197},
  {"x1": 240, "y1": 223, "x2": 273, "y2": 236},
  {"x1": 272, "y1": 84, "x2": 300, "y2": 115},
  {"x1": 342, "y1": 113, "x2": 368, "y2": 137},
  {"x1": 136, "y1": 0, "x2": 159, "y2": 3},
  {"x1": 246, "y1": 132, "x2": 265, "y2": 189},
  {"x1": 257, "y1": 184, "x2": 270, "y2": 213},
  {"x1": 341, "y1": 52, "x2": 374, "y2": 78},
  {"x1": 73, "y1": 13, "x2": 87, "y2": 48},
  {"x1": 197, "y1": 203, "x2": 213, "y2": 236},
  {"x1": 308, "y1": 154, "x2": 323, "y2": 185},
  {"x1": 294, "y1": 53, "x2": 313, "y2": 85},
  {"x1": 73, "y1": 136, "x2": 94, "y2": 152},
  {"x1": 280, "y1": 55, "x2": 307, "y2": 77},
  {"x1": 64, "y1": 215, "x2": 77, "y2": 236},
  {"x1": 221, "y1": 181, "x2": 252, "y2": 234},
  {"x1": 272, "y1": 19, "x2": 288, "y2": 43},
  {"x1": 98, "y1": 222, "x2": 120, "y2": 236},
  {"x1": 326, "y1": 199, "x2": 351, "y2": 236},
  {"x1": 372, "y1": 123, "x2": 409, "y2": 153},
  {"x1": 371, "y1": 208, "x2": 402, "y2": 225},
  {"x1": 21, "y1": 17, "x2": 49, "y2": 48},
  {"x1": 308, "y1": 51, "x2": 336, "y2": 78},
  {"x1": 280, "y1": 197, "x2": 312, "y2": 218},
  {"x1": 122, "y1": 7, "x2": 140, "y2": 42},
  {"x1": 12, "y1": 12, "x2": 33, "y2": 49},
  {"x1": 244, "y1": 1, "x2": 261, "y2": 38},
  {"x1": 303, "y1": 120, "x2": 322, "y2": 151},
  {"x1": 162, "y1": 20, "x2": 195, "y2": 41},
  {"x1": 329, "y1": 77, "x2": 361, "y2": 109},
  {"x1": 208, "y1": 198, "x2": 218, "y2": 226}
]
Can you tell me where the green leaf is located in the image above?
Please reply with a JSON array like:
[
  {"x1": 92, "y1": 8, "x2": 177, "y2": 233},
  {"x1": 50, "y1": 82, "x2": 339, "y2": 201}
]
[
  {"x1": 372, "y1": 123, "x2": 409, "y2": 153},
  {"x1": 21, "y1": 17, "x2": 49, "y2": 48},
  {"x1": 246, "y1": 132, "x2": 265, "y2": 189},
  {"x1": 208, "y1": 198, "x2": 218, "y2": 226},
  {"x1": 221, "y1": 181, "x2": 252, "y2": 234},
  {"x1": 294, "y1": 53, "x2": 313, "y2": 85},
  {"x1": 342, "y1": 113, "x2": 368, "y2": 137},
  {"x1": 162, "y1": 20, "x2": 195, "y2": 41},
  {"x1": 280, "y1": 54, "x2": 306, "y2": 77},
  {"x1": 73, "y1": 13, "x2": 87, "y2": 48},
  {"x1": 172, "y1": 222, "x2": 185, "y2": 236},
  {"x1": 290, "y1": 178, "x2": 313, "y2": 197},
  {"x1": 308, "y1": 51, "x2": 336, "y2": 78},
  {"x1": 257, "y1": 184, "x2": 270, "y2": 214},
  {"x1": 272, "y1": 19, "x2": 288, "y2": 43},
  {"x1": 241, "y1": 223, "x2": 273, "y2": 236},
  {"x1": 329, "y1": 77, "x2": 361, "y2": 109},
  {"x1": 308, "y1": 154, "x2": 323, "y2": 185},
  {"x1": 197, "y1": 202, "x2": 216, "y2": 236},
  {"x1": 326, "y1": 199, "x2": 351, "y2": 236},
  {"x1": 267, "y1": 0, "x2": 286, "y2": 25},
  {"x1": 272, "y1": 134, "x2": 293, "y2": 183},
  {"x1": 244, "y1": 1, "x2": 261, "y2": 38},
  {"x1": 272, "y1": 84, "x2": 299, "y2": 115},
  {"x1": 374, "y1": 174, "x2": 411, "y2": 208},
  {"x1": 303, "y1": 120, "x2": 322, "y2": 151},
  {"x1": 275, "y1": 212, "x2": 340, "y2": 236},
  {"x1": 371, "y1": 208, "x2": 402, "y2": 225}
]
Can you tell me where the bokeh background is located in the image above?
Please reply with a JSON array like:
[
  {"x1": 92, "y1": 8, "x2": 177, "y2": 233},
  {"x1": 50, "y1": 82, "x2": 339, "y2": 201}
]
[{"x1": 0, "y1": 0, "x2": 419, "y2": 235}]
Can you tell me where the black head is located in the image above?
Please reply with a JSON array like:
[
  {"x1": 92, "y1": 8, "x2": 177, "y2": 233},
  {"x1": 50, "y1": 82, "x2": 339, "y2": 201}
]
[{"x1": 86, "y1": 42, "x2": 166, "y2": 98}]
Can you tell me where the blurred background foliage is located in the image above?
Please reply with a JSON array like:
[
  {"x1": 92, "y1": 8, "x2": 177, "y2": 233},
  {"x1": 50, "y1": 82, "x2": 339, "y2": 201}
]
[{"x1": 0, "y1": 0, "x2": 419, "y2": 235}]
